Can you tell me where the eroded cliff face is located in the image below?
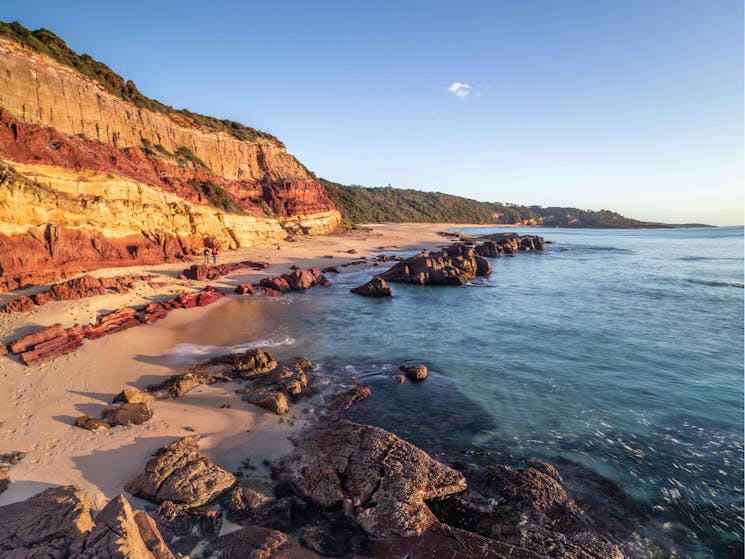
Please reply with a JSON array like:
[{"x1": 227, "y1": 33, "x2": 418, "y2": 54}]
[{"x1": 0, "y1": 36, "x2": 341, "y2": 285}]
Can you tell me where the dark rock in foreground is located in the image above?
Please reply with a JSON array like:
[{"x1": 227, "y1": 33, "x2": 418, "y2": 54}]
[
  {"x1": 350, "y1": 277, "x2": 393, "y2": 297},
  {"x1": 201, "y1": 524, "x2": 324, "y2": 559},
  {"x1": 125, "y1": 435, "x2": 236, "y2": 508},
  {"x1": 429, "y1": 461, "x2": 624, "y2": 559},
  {"x1": 0, "y1": 485, "x2": 94, "y2": 558},
  {"x1": 153, "y1": 500, "x2": 222, "y2": 555},
  {"x1": 284, "y1": 420, "x2": 466, "y2": 538},
  {"x1": 373, "y1": 522, "x2": 544, "y2": 559}
]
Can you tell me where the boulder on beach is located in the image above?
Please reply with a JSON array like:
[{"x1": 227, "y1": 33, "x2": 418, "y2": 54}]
[
  {"x1": 75, "y1": 415, "x2": 110, "y2": 431},
  {"x1": 241, "y1": 389, "x2": 290, "y2": 415},
  {"x1": 350, "y1": 277, "x2": 393, "y2": 297},
  {"x1": 101, "y1": 402, "x2": 152, "y2": 426},
  {"x1": 0, "y1": 485, "x2": 94, "y2": 558},
  {"x1": 113, "y1": 388, "x2": 155, "y2": 404},
  {"x1": 125, "y1": 435, "x2": 236, "y2": 508},
  {"x1": 284, "y1": 420, "x2": 466, "y2": 538}
]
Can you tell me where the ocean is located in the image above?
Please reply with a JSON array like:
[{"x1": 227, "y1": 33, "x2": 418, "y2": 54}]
[{"x1": 165, "y1": 226, "x2": 744, "y2": 558}]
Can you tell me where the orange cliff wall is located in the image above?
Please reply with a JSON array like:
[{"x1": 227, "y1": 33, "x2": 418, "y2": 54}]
[{"x1": 0, "y1": 37, "x2": 341, "y2": 288}]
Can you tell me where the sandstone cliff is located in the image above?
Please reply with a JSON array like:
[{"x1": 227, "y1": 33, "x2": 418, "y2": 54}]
[{"x1": 0, "y1": 26, "x2": 340, "y2": 287}]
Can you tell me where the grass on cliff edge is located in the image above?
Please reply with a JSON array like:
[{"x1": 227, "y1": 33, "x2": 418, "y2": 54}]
[
  {"x1": 0, "y1": 21, "x2": 281, "y2": 145},
  {"x1": 188, "y1": 179, "x2": 246, "y2": 215}
]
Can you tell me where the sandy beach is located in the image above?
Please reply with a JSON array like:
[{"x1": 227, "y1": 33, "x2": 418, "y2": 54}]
[{"x1": 0, "y1": 223, "x2": 483, "y2": 509}]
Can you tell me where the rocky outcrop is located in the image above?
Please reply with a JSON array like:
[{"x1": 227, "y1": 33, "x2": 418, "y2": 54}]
[
  {"x1": 475, "y1": 233, "x2": 545, "y2": 256},
  {"x1": 0, "y1": 274, "x2": 153, "y2": 313},
  {"x1": 0, "y1": 485, "x2": 94, "y2": 558},
  {"x1": 350, "y1": 277, "x2": 393, "y2": 297},
  {"x1": 180, "y1": 260, "x2": 267, "y2": 281},
  {"x1": 258, "y1": 267, "x2": 325, "y2": 294},
  {"x1": 193, "y1": 348, "x2": 278, "y2": 379},
  {"x1": 69, "y1": 494, "x2": 175, "y2": 559},
  {"x1": 236, "y1": 358, "x2": 313, "y2": 415},
  {"x1": 0, "y1": 33, "x2": 341, "y2": 285},
  {"x1": 377, "y1": 244, "x2": 491, "y2": 286},
  {"x1": 125, "y1": 435, "x2": 236, "y2": 508},
  {"x1": 284, "y1": 420, "x2": 467, "y2": 538},
  {"x1": 4, "y1": 286, "x2": 223, "y2": 365}
]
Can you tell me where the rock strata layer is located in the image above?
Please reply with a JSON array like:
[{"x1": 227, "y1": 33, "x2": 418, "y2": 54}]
[{"x1": 0, "y1": 34, "x2": 341, "y2": 285}]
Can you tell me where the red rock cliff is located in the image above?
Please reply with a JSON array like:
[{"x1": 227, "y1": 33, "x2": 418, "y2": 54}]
[{"x1": 0, "y1": 31, "x2": 341, "y2": 288}]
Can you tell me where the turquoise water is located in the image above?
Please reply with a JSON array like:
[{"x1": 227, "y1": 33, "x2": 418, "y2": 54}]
[{"x1": 168, "y1": 226, "x2": 744, "y2": 557}]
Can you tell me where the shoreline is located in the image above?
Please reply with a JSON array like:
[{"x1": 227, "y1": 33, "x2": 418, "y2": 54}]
[
  {"x1": 0, "y1": 222, "x2": 480, "y2": 508},
  {"x1": 0, "y1": 224, "x2": 738, "y2": 559}
]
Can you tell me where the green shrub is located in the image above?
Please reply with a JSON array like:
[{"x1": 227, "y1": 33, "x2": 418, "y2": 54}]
[
  {"x1": 175, "y1": 146, "x2": 207, "y2": 169},
  {"x1": 320, "y1": 178, "x2": 654, "y2": 228},
  {"x1": 188, "y1": 179, "x2": 245, "y2": 214}
]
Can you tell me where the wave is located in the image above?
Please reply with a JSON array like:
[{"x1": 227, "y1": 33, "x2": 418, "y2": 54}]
[
  {"x1": 679, "y1": 256, "x2": 741, "y2": 262},
  {"x1": 686, "y1": 279, "x2": 744, "y2": 289},
  {"x1": 165, "y1": 337, "x2": 296, "y2": 362},
  {"x1": 553, "y1": 245, "x2": 632, "y2": 254}
]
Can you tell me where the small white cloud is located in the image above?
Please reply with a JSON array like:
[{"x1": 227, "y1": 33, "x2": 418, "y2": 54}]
[{"x1": 447, "y1": 82, "x2": 471, "y2": 97}]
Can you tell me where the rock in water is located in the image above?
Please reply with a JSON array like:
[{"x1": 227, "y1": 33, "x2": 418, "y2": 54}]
[
  {"x1": 377, "y1": 244, "x2": 491, "y2": 286},
  {"x1": 125, "y1": 435, "x2": 236, "y2": 508},
  {"x1": 69, "y1": 494, "x2": 175, "y2": 559},
  {"x1": 285, "y1": 420, "x2": 466, "y2": 538},
  {"x1": 350, "y1": 277, "x2": 393, "y2": 297},
  {"x1": 0, "y1": 485, "x2": 94, "y2": 558},
  {"x1": 399, "y1": 364, "x2": 428, "y2": 381}
]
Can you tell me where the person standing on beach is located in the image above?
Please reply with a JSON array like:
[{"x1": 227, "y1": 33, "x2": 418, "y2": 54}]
[{"x1": 212, "y1": 247, "x2": 218, "y2": 265}]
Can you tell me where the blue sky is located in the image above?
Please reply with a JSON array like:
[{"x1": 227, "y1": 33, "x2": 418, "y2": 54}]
[{"x1": 3, "y1": 0, "x2": 742, "y2": 224}]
